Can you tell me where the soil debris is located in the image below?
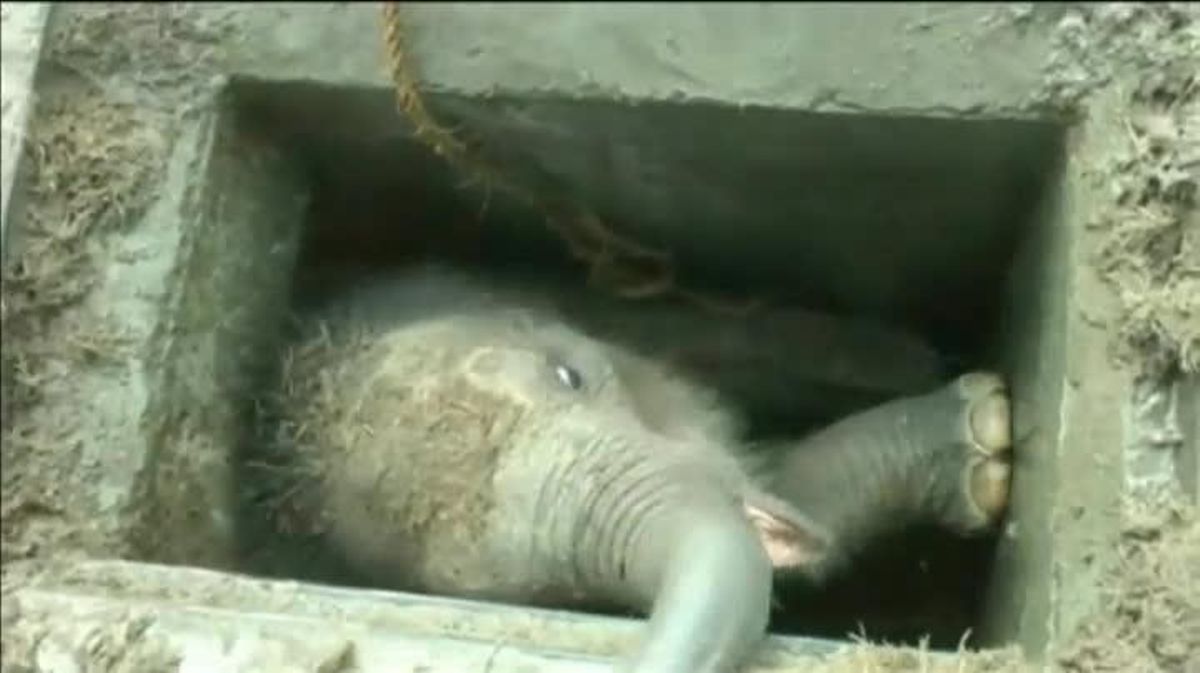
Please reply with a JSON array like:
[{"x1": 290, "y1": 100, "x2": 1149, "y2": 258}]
[
  {"x1": 778, "y1": 642, "x2": 1032, "y2": 673},
  {"x1": 1037, "y1": 2, "x2": 1200, "y2": 375},
  {"x1": 0, "y1": 4, "x2": 1196, "y2": 673},
  {"x1": 0, "y1": 607, "x2": 181, "y2": 673},
  {"x1": 1056, "y1": 501, "x2": 1199, "y2": 673},
  {"x1": 1, "y1": 65, "x2": 171, "y2": 570},
  {"x1": 45, "y1": 3, "x2": 235, "y2": 111}
]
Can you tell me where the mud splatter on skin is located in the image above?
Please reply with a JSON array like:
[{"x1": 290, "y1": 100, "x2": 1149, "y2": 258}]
[{"x1": 271, "y1": 322, "x2": 528, "y2": 591}]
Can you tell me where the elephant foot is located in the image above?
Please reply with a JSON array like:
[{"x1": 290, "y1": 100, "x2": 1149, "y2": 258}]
[{"x1": 955, "y1": 372, "x2": 1013, "y2": 531}]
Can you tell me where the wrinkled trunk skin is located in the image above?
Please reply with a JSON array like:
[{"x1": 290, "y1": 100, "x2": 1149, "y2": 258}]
[{"x1": 493, "y1": 417, "x2": 777, "y2": 673}]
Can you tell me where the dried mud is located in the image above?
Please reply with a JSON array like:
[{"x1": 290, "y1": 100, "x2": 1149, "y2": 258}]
[
  {"x1": 0, "y1": 3, "x2": 1196, "y2": 672},
  {"x1": 0, "y1": 79, "x2": 170, "y2": 568},
  {"x1": 1055, "y1": 503, "x2": 1199, "y2": 673},
  {"x1": 1039, "y1": 2, "x2": 1199, "y2": 375},
  {"x1": 263, "y1": 321, "x2": 526, "y2": 591},
  {"x1": 1, "y1": 612, "x2": 182, "y2": 673},
  {"x1": 1, "y1": 0, "x2": 230, "y2": 587}
]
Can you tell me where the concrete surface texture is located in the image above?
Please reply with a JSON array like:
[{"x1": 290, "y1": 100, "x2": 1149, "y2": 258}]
[
  {"x1": 232, "y1": 3, "x2": 1058, "y2": 115},
  {"x1": 0, "y1": 2, "x2": 49, "y2": 258},
  {"x1": 1, "y1": 3, "x2": 1197, "y2": 673}
]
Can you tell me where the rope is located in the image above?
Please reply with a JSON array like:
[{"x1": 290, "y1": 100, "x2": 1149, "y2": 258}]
[{"x1": 379, "y1": 3, "x2": 762, "y2": 314}]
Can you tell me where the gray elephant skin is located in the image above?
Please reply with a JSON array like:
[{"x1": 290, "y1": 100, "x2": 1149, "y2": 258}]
[{"x1": 273, "y1": 263, "x2": 1014, "y2": 673}]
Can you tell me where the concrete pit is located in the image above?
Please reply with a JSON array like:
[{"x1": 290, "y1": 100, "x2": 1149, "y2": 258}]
[
  {"x1": 5, "y1": 5, "x2": 1196, "y2": 672},
  {"x1": 190, "y1": 79, "x2": 1069, "y2": 650}
]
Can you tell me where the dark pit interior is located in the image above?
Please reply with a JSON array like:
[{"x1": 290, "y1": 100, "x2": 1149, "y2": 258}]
[{"x1": 230, "y1": 80, "x2": 1066, "y2": 650}]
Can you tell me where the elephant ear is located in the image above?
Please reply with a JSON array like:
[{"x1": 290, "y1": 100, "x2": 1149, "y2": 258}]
[{"x1": 741, "y1": 489, "x2": 833, "y2": 571}]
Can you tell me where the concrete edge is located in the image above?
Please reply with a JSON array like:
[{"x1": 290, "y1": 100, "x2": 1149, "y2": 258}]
[
  {"x1": 8, "y1": 559, "x2": 1015, "y2": 671},
  {"x1": 224, "y1": 4, "x2": 1067, "y2": 122},
  {"x1": 0, "y1": 1, "x2": 51, "y2": 262}
]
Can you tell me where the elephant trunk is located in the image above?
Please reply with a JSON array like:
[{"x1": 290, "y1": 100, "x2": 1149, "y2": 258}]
[
  {"x1": 620, "y1": 488, "x2": 773, "y2": 673},
  {"x1": 539, "y1": 424, "x2": 772, "y2": 673}
]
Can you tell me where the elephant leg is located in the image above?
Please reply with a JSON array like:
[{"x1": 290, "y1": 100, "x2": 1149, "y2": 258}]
[
  {"x1": 548, "y1": 291, "x2": 947, "y2": 428},
  {"x1": 757, "y1": 371, "x2": 1013, "y2": 580}
]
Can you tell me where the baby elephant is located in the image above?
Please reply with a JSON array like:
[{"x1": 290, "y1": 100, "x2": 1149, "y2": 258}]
[{"x1": 277, "y1": 263, "x2": 1013, "y2": 673}]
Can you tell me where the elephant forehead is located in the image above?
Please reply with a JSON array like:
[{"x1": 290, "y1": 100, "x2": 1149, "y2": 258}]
[
  {"x1": 314, "y1": 330, "x2": 534, "y2": 444},
  {"x1": 461, "y1": 345, "x2": 568, "y2": 407}
]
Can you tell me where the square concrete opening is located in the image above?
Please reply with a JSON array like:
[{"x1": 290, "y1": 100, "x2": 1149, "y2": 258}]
[{"x1": 160, "y1": 80, "x2": 1067, "y2": 654}]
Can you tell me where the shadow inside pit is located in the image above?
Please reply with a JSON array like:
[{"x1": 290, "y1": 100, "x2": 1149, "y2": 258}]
[{"x1": 226, "y1": 79, "x2": 1067, "y2": 649}]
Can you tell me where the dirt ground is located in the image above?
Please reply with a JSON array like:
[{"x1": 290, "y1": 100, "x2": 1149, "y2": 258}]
[
  {"x1": 0, "y1": 3, "x2": 1196, "y2": 672},
  {"x1": 1, "y1": 4, "x2": 229, "y2": 577},
  {"x1": 1052, "y1": 3, "x2": 1200, "y2": 378},
  {"x1": 1, "y1": 76, "x2": 166, "y2": 564}
]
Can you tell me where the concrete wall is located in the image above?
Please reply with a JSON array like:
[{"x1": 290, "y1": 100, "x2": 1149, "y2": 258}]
[
  {"x1": 126, "y1": 97, "x2": 309, "y2": 569},
  {"x1": 1182, "y1": 377, "x2": 1199, "y2": 503},
  {"x1": 230, "y1": 3, "x2": 1058, "y2": 115},
  {"x1": 0, "y1": 2, "x2": 50, "y2": 259},
  {"x1": 2, "y1": 4, "x2": 1194, "y2": 671}
]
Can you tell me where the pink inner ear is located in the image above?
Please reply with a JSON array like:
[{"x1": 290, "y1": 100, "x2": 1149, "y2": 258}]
[{"x1": 742, "y1": 495, "x2": 831, "y2": 571}]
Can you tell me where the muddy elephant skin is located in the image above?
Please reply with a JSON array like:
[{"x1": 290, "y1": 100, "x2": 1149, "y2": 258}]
[{"x1": 275, "y1": 263, "x2": 1013, "y2": 673}]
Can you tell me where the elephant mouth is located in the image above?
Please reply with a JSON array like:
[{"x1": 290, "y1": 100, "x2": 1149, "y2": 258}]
[{"x1": 742, "y1": 494, "x2": 831, "y2": 572}]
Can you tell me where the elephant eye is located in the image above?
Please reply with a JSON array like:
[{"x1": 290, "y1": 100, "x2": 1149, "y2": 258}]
[{"x1": 554, "y1": 363, "x2": 584, "y2": 391}]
